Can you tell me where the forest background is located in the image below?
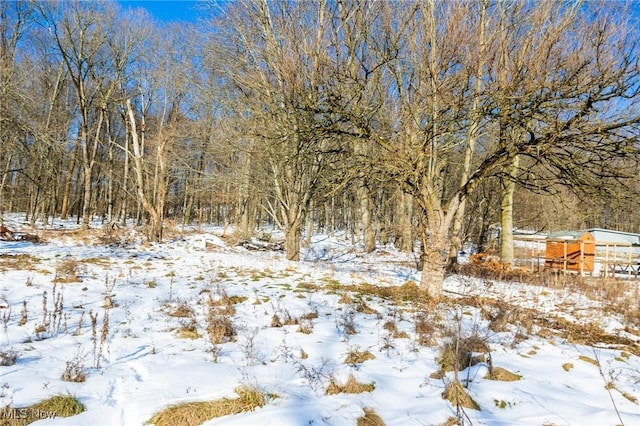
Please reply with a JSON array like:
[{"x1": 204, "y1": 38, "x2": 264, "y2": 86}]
[{"x1": 2, "y1": 0, "x2": 640, "y2": 297}]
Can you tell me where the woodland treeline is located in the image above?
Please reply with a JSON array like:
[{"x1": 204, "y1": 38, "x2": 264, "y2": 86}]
[{"x1": 2, "y1": 0, "x2": 640, "y2": 296}]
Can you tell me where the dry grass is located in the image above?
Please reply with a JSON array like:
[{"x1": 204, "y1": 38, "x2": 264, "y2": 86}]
[
  {"x1": 326, "y1": 374, "x2": 375, "y2": 395},
  {"x1": 0, "y1": 254, "x2": 39, "y2": 272},
  {"x1": 147, "y1": 386, "x2": 267, "y2": 426},
  {"x1": 442, "y1": 380, "x2": 480, "y2": 411},
  {"x1": 345, "y1": 349, "x2": 375, "y2": 366},
  {"x1": 485, "y1": 367, "x2": 521, "y2": 381},
  {"x1": 0, "y1": 349, "x2": 18, "y2": 366},
  {"x1": 0, "y1": 394, "x2": 84, "y2": 425},
  {"x1": 53, "y1": 258, "x2": 83, "y2": 283},
  {"x1": 606, "y1": 383, "x2": 638, "y2": 404},
  {"x1": 438, "y1": 333, "x2": 490, "y2": 372},
  {"x1": 207, "y1": 313, "x2": 235, "y2": 344},
  {"x1": 296, "y1": 321, "x2": 314, "y2": 334},
  {"x1": 167, "y1": 301, "x2": 195, "y2": 318},
  {"x1": 61, "y1": 355, "x2": 86, "y2": 383},
  {"x1": 452, "y1": 295, "x2": 640, "y2": 356},
  {"x1": 357, "y1": 407, "x2": 385, "y2": 426},
  {"x1": 578, "y1": 355, "x2": 599, "y2": 366},
  {"x1": 208, "y1": 287, "x2": 237, "y2": 316},
  {"x1": 414, "y1": 310, "x2": 439, "y2": 346},
  {"x1": 383, "y1": 319, "x2": 409, "y2": 339},
  {"x1": 480, "y1": 298, "x2": 534, "y2": 335},
  {"x1": 458, "y1": 253, "x2": 530, "y2": 282},
  {"x1": 321, "y1": 280, "x2": 427, "y2": 304},
  {"x1": 271, "y1": 310, "x2": 300, "y2": 327},
  {"x1": 178, "y1": 318, "x2": 201, "y2": 339}
]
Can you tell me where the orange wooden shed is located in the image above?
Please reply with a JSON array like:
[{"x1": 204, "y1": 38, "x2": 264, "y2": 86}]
[{"x1": 545, "y1": 231, "x2": 595, "y2": 274}]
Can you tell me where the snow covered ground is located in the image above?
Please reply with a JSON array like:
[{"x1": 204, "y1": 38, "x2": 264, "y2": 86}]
[{"x1": 0, "y1": 215, "x2": 638, "y2": 425}]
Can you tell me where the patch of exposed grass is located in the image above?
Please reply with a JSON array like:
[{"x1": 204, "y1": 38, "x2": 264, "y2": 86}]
[
  {"x1": 326, "y1": 374, "x2": 375, "y2": 395},
  {"x1": 31, "y1": 394, "x2": 85, "y2": 417},
  {"x1": 178, "y1": 320, "x2": 201, "y2": 339},
  {"x1": 0, "y1": 394, "x2": 85, "y2": 425},
  {"x1": 562, "y1": 362, "x2": 574, "y2": 371},
  {"x1": 0, "y1": 253, "x2": 39, "y2": 271},
  {"x1": 452, "y1": 295, "x2": 640, "y2": 356},
  {"x1": 338, "y1": 293, "x2": 352, "y2": 304},
  {"x1": 357, "y1": 407, "x2": 385, "y2": 426},
  {"x1": 61, "y1": 356, "x2": 86, "y2": 383},
  {"x1": 345, "y1": 349, "x2": 376, "y2": 366},
  {"x1": 82, "y1": 257, "x2": 110, "y2": 266},
  {"x1": 442, "y1": 380, "x2": 480, "y2": 410},
  {"x1": 228, "y1": 295, "x2": 248, "y2": 304},
  {"x1": 296, "y1": 282, "x2": 319, "y2": 291},
  {"x1": 296, "y1": 322, "x2": 313, "y2": 334},
  {"x1": 207, "y1": 313, "x2": 235, "y2": 344},
  {"x1": 578, "y1": 355, "x2": 599, "y2": 366},
  {"x1": 383, "y1": 320, "x2": 409, "y2": 339},
  {"x1": 429, "y1": 370, "x2": 445, "y2": 380},
  {"x1": 317, "y1": 279, "x2": 427, "y2": 303},
  {"x1": 414, "y1": 310, "x2": 438, "y2": 346},
  {"x1": 208, "y1": 287, "x2": 237, "y2": 316},
  {"x1": 354, "y1": 299, "x2": 378, "y2": 315},
  {"x1": 438, "y1": 334, "x2": 490, "y2": 372},
  {"x1": 493, "y1": 399, "x2": 513, "y2": 409},
  {"x1": 147, "y1": 386, "x2": 268, "y2": 426},
  {"x1": 167, "y1": 301, "x2": 195, "y2": 318},
  {"x1": 605, "y1": 382, "x2": 638, "y2": 404},
  {"x1": 53, "y1": 258, "x2": 83, "y2": 283},
  {"x1": 485, "y1": 367, "x2": 521, "y2": 381}
]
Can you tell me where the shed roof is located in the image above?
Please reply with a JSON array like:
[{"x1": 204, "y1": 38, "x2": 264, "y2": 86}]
[
  {"x1": 547, "y1": 230, "x2": 593, "y2": 240},
  {"x1": 587, "y1": 228, "x2": 640, "y2": 245}
]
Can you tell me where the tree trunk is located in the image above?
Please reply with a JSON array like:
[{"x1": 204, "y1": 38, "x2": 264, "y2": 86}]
[
  {"x1": 126, "y1": 98, "x2": 163, "y2": 242},
  {"x1": 418, "y1": 226, "x2": 448, "y2": 300},
  {"x1": 0, "y1": 155, "x2": 12, "y2": 217},
  {"x1": 500, "y1": 155, "x2": 519, "y2": 265},
  {"x1": 238, "y1": 153, "x2": 252, "y2": 236},
  {"x1": 304, "y1": 200, "x2": 314, "y2": 246},
  {"x1": 60, "y1": 140, "x2": 79, "y2": 220},
  {"x1": 448, "y1": 0, "x2": 487, "y2": 272},
  {"x1": 80, "y1": 108, "x2": 104, "y2": 230},
  {"x1": 119, "y1": 130, "x2": 129, "y2": 226},
  {"x1": 107, "y1": 135, "x2": 114, "y2": 223},
  {"x1": 282, "y1": 189, "x2": 305, "y2": 261},
  {"x1": 359, "y1": 183, "x2": 376, "y2": 253},
  {"x1": 285, "y1": 218, "x2": 302, "y2": 261},
  {"x1": 396, "y1": 190, "x2": 414, "y2": 253}
]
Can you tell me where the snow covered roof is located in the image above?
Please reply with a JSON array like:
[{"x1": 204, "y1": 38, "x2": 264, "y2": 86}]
[
  {"x1": 547, "y1": 230, "x2": 593, "y2": 240},
  {"x1": 587, "y1": 228, "x2": 640, "y2": 245}
]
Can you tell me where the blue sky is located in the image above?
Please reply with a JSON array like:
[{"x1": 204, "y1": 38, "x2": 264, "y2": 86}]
[{"x1": 117, "y1": 0, "x2": 206, "y2": 23}]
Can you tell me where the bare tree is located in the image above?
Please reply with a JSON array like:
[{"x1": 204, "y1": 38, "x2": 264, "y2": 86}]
[
  {"x1": 217, "y1": 0, "x2": 341, "y2": 260},
  {"x1": 0, "y1": 0, "x2": 33, "y2": 218},
  {"x1": 336, "y1": 0, "x2": 640, "y2": 298},
  {"x1": 123, "y1": 19, "x2": 192, "y2": 241},
  {"x1": 488, "y1": 0, "x2": 640, "y2": 263},
  {"x1": 36, "y1": 0, "x2": 120, "y2": 229}
]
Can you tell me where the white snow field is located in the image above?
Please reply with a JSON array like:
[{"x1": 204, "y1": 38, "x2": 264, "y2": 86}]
[{"x1": 0, "y1": 215, "x2": 637, "y2": 426}]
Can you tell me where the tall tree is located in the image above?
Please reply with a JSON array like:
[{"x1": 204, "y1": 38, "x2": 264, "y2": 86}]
[
  {"x1": 217, "y1": 0, "x2": 341, "y2": 260},
  {"x1": 37, "y1": 0, "x2": 117, "y2": 229}
]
